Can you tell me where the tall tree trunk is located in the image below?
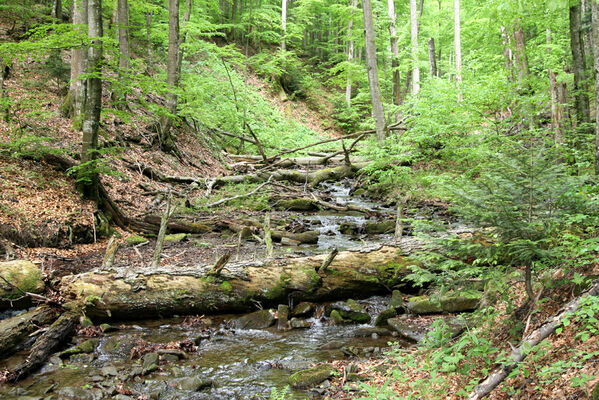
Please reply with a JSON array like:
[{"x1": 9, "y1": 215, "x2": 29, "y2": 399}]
[
  {"x1": 410, "y1": 0, "x2": 420, "y2": 95},
  {"x1": 159, "y1": 0, "x2": 180, "y2": 153},
  {"x1": 345, "y1": 0, "x2": 356, "y2": 107},
  {"x1": 281, "y1": 0, "x2": 287, "y2": 52},
  {"x1": 176, "y1": 0, "x2": 191, "y2": 81},
  {"x1": 231, "y1": 0, "x2": 237, "y2": 39},
  {"x1": 500, "y1": 26, "x2": 514, "y2": 81},
  {"x1": 591, "y1": 1, "x2": 599, "y2": 174},
  {"x1": 52, "y1": 0, "x2": 62, "y2": 20},
  {"x1": 582, "y1": 0, "x2": 594, "y2": 68},
  {"x1": 513, "y1": 20, "x2": 529, "y2": 90},
  {"x1": 569, "y1": 2, "x2": 591, "y2": 130},
  {"x1": 387, "y1": 0, "x2": 401, "y2": 107},
  {"x1": 81, "y1": 0, "x2": 103, "y2": 202},
  {"x1": 146, "y1": 9, "x2": 153, "y2": 70},
  {"x1": 428, "y1": 37, "x2": 437, "y2": 77},
  {"x1": 547, "y1": 28, "x2": 565, "y2": 147},
  {"x1": 454, "y1": 0, "x2": 462, "y2": 100},
  {"x1": 66, "y1": 0, "x2": 87, "y2": 120},
  {"x1": 117, "y1": 0, "x2": 130, "y2": 72},
  {"x1": 362, "y1": 0, "x2": 387, "y2": 142}
]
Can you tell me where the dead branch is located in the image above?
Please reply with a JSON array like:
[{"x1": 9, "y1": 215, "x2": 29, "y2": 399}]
[{"x1": 318, "y1": 248, "x2": 338, "y2": 273}]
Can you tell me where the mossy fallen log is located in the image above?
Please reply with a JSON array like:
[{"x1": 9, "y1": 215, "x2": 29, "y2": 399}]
[
  {"x1": 59, "y1": 244, "x2": 418, "y2": 321},
  {"x1": 0, "y1": 306, "x2": 59, "y2": 358}
]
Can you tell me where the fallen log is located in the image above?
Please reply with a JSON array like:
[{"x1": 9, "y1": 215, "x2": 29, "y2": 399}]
[
  {"x1": 225, "y1": 220, "x2": 319, "y2": 244},
  {"x1": 468, "y1": 278, "x2": 599, "y2": 400},
  {"x1": 59, "y1": 243, "x2": 423, "y2": 321},
  {"x1": 7, "y1": 312, "x2": 78, "y2": 382},
  {"x1": 0, "y1": 306, "x2": 59, "y2": 358}
]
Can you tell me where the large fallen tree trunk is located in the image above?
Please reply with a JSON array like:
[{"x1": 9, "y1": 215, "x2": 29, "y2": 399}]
[
  {"x1": 468, "y1": 278, "x2": 599, "y2": 400},
  {"x1": 0, "y1": 306, "x2": 59, "y2": 357},
  {"x1": 7, "y1": 312, "x2": 78, "y2": 382},
  {"x1": 59, "y1": 242, "x2": 423, "y2": 321}
]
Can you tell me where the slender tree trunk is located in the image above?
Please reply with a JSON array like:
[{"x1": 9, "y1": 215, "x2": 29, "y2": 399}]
[
  {"x1": 67, "y1": 0, "x2": 87, "y2": 120},
  {"x1": 231, "y1": 0, "x2": 237, "y2": 39},
  {"x1": 591, "y1": 1, "x2": 599, "y2": 174},
  {"x1": 500, "y1": 26, "x2": 515, "y2": 81},
  {"x1": 117, "y1": 0, "x2": 130, "y2": 72},
  {"x1": 387, "y1": 0, "x2": 401, "y2": 106},
  {"x1": 547, "y1": 28, "x2": 565, "y2": 147},
  {"x1": 345, "y1": 0, "x2": 356, "y2": 107},
  {"x1": 52, "y1": 0, "x2": 62, "y2": 20},
  {"x1": 281, "y1": 0, "x2": 287, "y2": 52},
  {"x1": 176, "y1": 0, "x2": 191, "y2": 81},
  {"x1": 410, "y1": 0, "x2": 420, "y2": 95},
  {"x1": 513, "y1": 20, "x2": 529, "y2": 90},
  {"x1": 569, "y1": 2, "x2": 591, "y2": 130},
  {"x1": 146, "y1": 10, "x2": 153, "y2": 70},
  {"x1": 0, "y1": 65, "x2": 8, "y2": 122},
  {"x1": 81, "y1": 0, "x2": 103, "y2": 202},
  {"x1": 362, "y1": 0, "x2": 387, "y2": 142},
  {"x1": 454, "y1": 0, "x2": 462, "y2": 100},
  {"x1": 428, "y1": 37, "x2": 437, "y2": 77},
  {"x1": 159, "y1": 0, "x2": 180, "y2": 153},
  {"x1": 582, "y1": 0, "x2": 594, "y2": 68}
]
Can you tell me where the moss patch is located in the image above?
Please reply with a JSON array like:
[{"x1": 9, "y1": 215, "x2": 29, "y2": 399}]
[
  {"x1": 219, "y1": 281, "x2": 233, "y2": 294},
  {"x1": 289, "y1": 364, "x2": 336, "y2": 388},
  {"x1": 126, "y1": 235, "x2": 148, "y2": 246}
]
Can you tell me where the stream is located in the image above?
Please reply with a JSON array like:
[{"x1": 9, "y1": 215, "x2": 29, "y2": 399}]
[{"x1": 0, "y1": 179, "x2": 415, "y2": 400}]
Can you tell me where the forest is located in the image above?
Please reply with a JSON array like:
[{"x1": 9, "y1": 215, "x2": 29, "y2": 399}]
[{"x1": 0, "y1": 0, "x2": 598, "y2": 398}]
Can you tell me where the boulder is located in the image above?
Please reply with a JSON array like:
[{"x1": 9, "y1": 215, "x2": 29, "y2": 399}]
[
  {"x1": 291, "y1": 302, "x2": 315, "y2": 317},
  {"x1": 289, "y1": 364, "x2": 336, "y2": 389},
  {"x1": 289, "y1": 318, "x2": 312, "y2": 329},
  {"x1": 328, "y1": 299, "x2": 370, "y2": 324},
  {"x1": 406, "y1": 296, "x2": 442, "y2": 314},
  {"x1": 374, "y1": 308, "x2": 397, "y2": 326},
  {"x1": 439, "y1": 291, "x2": 482, "y2": 313},
  {"x1": 60, "y1": 339, "x2": 98, "y2": 358},
  {"x1": 0, "y1": 260, "x2": 45, "y2": 300},
  {"x1": 388, "y1": 316, "x2": 467, "y2": 343},
  {"x1": 339, "y1": 222, "x2": 359, "y2": 235},
  {"x1": 234, "y1": 309, "x2": 275, "y2": 329},
  {"x1": 142, "y1": 352, "x2": 159, "y2": 375},
  {"x1": 277, "y1": 304, "x2": 290, "y2": 330},
  {"x1": 389, "y1": 290, "x2": 404, "y2": 308},
  {"x1": 176, "y1": 376, "x2": 212, "y2": 391},
  {"x1": 364, "y1": 221, "x2": 395, "y2": 234},
  {"x1": 353, "y1": 327, "x2": 392, "y2": 337},
  {"x1": 329, "y1": 310, "x2": 344, "y2": 325}
]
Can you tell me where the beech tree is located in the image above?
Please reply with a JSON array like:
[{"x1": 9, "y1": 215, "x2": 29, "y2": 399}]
[{"x1": 410, "y1": 0, "x2": 420, "y2": 95}]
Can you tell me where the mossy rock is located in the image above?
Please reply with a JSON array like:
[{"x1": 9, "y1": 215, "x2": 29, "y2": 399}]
[
  {"x1": 276, "y1": 198, "x2": 319, "y2": 211},
  {"x1": 219, "y1": 281, "x2": 233, "y2": 294},
  {"x1": 374, "y1": 308, "x2": 397, "y2": 326},
  {"x1": 339, "y1": 222, "x2": 359, "y2": 235},
  {"x1": 164, "y1": 233, "x2": 188, "y2": 243},
  {"x1": 364, "y1": 220, "x2": 395, "y2": 234},
  {"x1": 289, "y1": 364, "x2": 335, "y2": 389},
  {"x1": 440, "y1": 290, "x2": 482, "y2": 313},
  {"x1": 126, "y1": 235, "x2": 148, "y2": 246},
  {"x1": 390, "y1": 290, "x2": 404, "y2": 308},
  {"x1": 406, "y1": 296, "x2": 442, "y2": 314},
  {"x1": 330, "y1": 310, "x2": 344, "y2": 325},
  {"x1": 352, "y1": 188, "x2": 366, "y2": 197},
  {"x1": 60, "y1": 339, "x2": 99, "y2": 358},
  {"x1": 0, "y1": 260, "x2": 45, "y2": 300},
  {"x1": 234, "y1": 309, "x2": 275, "y2": 329},
  {"x1": 184, "y1": 223, "x2": 212, "y2": 234},
  {"x1": 329, "y1": 300, "x2": 370, "y2": 324},
  {"x1": 292, "y1": 302, "x2": 315, "y2": 317}
]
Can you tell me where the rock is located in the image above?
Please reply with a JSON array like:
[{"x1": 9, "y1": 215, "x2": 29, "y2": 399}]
[
  {"x1": 234, "y1": 309, "x2": 275, "y2": 329},
  {"x1": 277, "y1": 304, "x2": 290, "y2": 330},
  {"x1": 319, "y1": 340, "x2": 345, "y2": 350},
  {"x1": 387, "y1": 317, "x2": 428, "y2": 342},
  {"x1": 374, "y1": 308, "x2": 397, "y2": 326},
  {"x1": 100, "y1": 365, "x2": 118, "y2": 376},
  {"x1": 129, "y1": 366, "x2": 143, "y2": 378},
  {"x1": 289, "y1": 317, "x2": 312, "y2": 329},
  {"x1": 0, "y1": 260, "x2": 45, "y2": 300},
  {"x1": 176, "y1": 376, "x2": 212, "y2": 391},
  {"x1": 276, "y1": 198, "x2": 319, "y2": 211},
  {"x1": 329, "y1": 299, "x2": 370, "y2": 324},
  {"x1": 125, "y1": 235, "x2": 147, "y2": 246},
  {"x1": 329, "y1": 310, "x2": 344, "y2": 325},
  {"x1": 57, "y1": 387, "x2": 95, "y2": 400},
  {"x1": 406, "y1": 296, "x2": 443, "y2": 314},
  {"x1": 142, "y1": 352, "x2": 159, "y2": 375},
  {"x1": 100, "y1": 323, "x2": 118, "y2": 333},
  {"x1": 164, "y1": 233, "x2": 188, "y2": 243},
  {"x1": 289, "y1": 364, "x2": 336, "y2": 389},
  {"x1": 339, "y1": 222, "x2": 359, "y2": 235},
  {"x1": 353, "y1": 327, "x2": 392, "y2": 337},
  {"x1": 291, "y1": 302, "x2": 315, "y2": 317},
  {"x1": 390, "y1": 290, "x2": 404, "y2": 308},
  {"x1": 114, "y1": 395, "x2": 133, "y2": 400},
  {"x1": 79, "y1": 316, "x2": 93, "y2": 327},
  {"x1": 364, "y1": 220, "x2": 395, "y2": 234},
  {"x1": 440, "y1": 290, "x2": 482, "y2": 313},
  {"x1": 157, "y1": 348, "x2": 187, "y2": 359},
  {"x1": 60, "y1": 339, "x2": 98, "y2": 358},
  {"x1": 281, "y1": 237, "x2": 301, "y2": 246}
]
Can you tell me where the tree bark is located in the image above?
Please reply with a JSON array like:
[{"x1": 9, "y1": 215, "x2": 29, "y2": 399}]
[
  {"x1": 281, "y1": 0, "x2": 287, "y2": 52},
  {"x1": 52, "y1": 0, "x2": 62, "y2": 20},
  {"x1": 547, "y1": 28, "x2": 565, "y2": 147},
  {"x1": 146, "y1": 9, "x2": 153, "y2": 69},
  {"x1": 428, "y1": 37, "x2": 437, "y2": 77},
  {"x1": 569, "y1": 2, "x2": 591, "y2": 130},
  {"x1": 158, "y1": 0, "x2": 180, "y2": 153},
  {"x1": 454, "y1": 0, "x2": 462, "y2": 100},
  {"x1": 362, "y1": 0, "x2": 388, "y2": 142},
  {"x1": 80, "y1": 0, "x2": 103, "y2": 202},
  {"x1": 66, "y1": 0, "x2": 87, "y2": 120},
  {"x1": 592, "y1": 1, "x2": 599, "y2": 174},
  {"x1": 513, "y1": 20, "x2": 529, "y2": 90},
  {"x1": 345, "y1": 0, "x2": 356, "y2": 107},
  {"x1": 0, "y1": 306, "x2": 58, "y2": 359},
  {"x1": 500, "y1": 26, "x2": 514, "y2": 82},
  {"x1": 410, "y1": 0, "x2": 420, "y2": 95},
  {"x1": 117, "y1": 0, "x2": 130, "y2": 73},
  {"x1": 387, "y1": 0, "x2": 401, "y2": 106}
]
